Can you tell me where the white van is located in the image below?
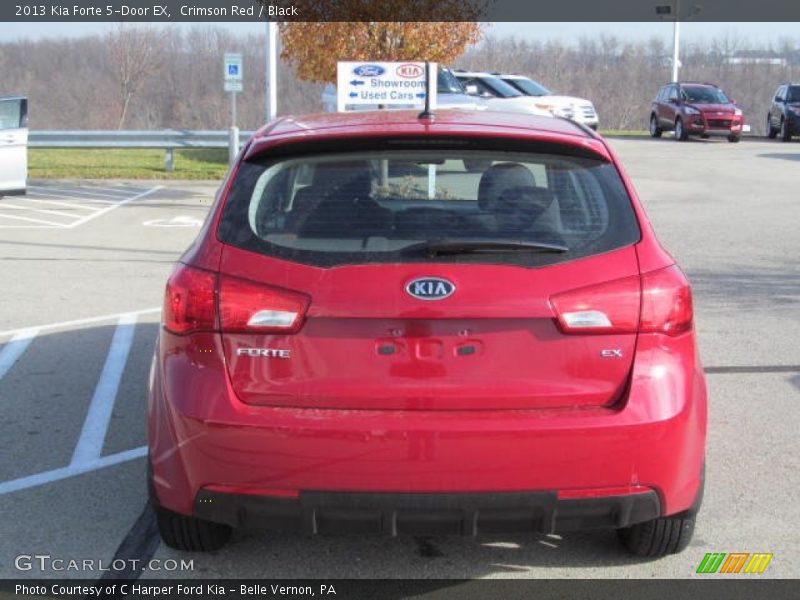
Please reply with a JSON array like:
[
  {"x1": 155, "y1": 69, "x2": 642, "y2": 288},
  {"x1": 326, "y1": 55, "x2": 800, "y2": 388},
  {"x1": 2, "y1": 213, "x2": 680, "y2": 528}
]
[{"x1": 0, "y1": 96, "x2": 28, "y2": 196}]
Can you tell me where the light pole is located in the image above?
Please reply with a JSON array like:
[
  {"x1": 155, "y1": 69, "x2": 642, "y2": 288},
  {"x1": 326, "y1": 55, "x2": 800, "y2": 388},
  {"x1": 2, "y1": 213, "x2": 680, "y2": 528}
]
[
  {"x1": 656, "y1": 2, "x2": 681, "y2": 82},
  {"x1": 265, "y1": 21, "x2": 277, "y2": 122},
  {"x1": 671, "y1": 10, "x2": 680, "y2": 82}
]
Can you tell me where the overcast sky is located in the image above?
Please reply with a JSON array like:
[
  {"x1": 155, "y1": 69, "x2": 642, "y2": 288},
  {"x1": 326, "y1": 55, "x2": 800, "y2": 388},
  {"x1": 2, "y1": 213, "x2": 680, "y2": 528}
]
[{"x1": 0, "y1": 21, "x2": 799, "y2": 45}]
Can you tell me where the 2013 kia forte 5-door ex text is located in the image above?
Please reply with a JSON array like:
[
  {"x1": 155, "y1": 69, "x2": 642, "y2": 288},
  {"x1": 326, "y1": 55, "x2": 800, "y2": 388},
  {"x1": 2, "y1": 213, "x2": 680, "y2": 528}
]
[{"x1": 148, "y1": 109, "x2": 707, "y2": 556}]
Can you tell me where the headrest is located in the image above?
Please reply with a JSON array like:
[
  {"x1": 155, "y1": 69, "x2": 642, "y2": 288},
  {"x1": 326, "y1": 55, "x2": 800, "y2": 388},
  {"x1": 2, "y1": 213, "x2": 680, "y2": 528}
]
[
  {"x1": 310, "y1": 160, "x2": 372, "y2": 201},
  {"x1": 477, "y1": 162, "x2": 536, "y2": 210}
]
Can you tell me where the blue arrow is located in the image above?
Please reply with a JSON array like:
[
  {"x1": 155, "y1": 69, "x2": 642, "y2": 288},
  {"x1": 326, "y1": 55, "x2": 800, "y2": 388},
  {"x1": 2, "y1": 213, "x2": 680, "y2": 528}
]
[
  {"x1": 416, "y1": 93, "x2": 426, "y2": 98},
  {"x1": 349, "y1": 92, "x2": 358, "y2": 98},
  {"x1": 349, "y1": 80, "x2": 365, "y2": 86}
]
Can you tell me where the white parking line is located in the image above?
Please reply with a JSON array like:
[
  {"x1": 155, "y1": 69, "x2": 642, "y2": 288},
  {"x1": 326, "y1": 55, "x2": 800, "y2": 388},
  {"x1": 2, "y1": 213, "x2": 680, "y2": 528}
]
[
  {"x1": 0, "y1": 185, "x2": 163, "y2": 229},
  {"x1": 0, "y1": 446, "x2": 147, "y2": 496},
  {"x1": 28, "y1": 185, "x2": 136, "y2": 199},
  {"x1": 66, "y1": 186, "x2": 163, "y2": 229},
  {"x1": 0, "y1": 328, "x2": 39, "y2": 380},
  {"x1": 0, "y1": 212, "x2": 65, "y2": 226},
  {"x1": 71, "y1": 313, "x2": 138, "y2": 466},
  {"x1": 25, "y1": 191, "x2": 119, "y2": 204},
  {"x1": 12, "y1": 196, "x2": 101, "y2": 211},
  {"x1": 0, "y1": 307, "x2": 159, "y2": 339},
  {"x1": 0, "y1": 308, "x2": 161, "y2": 496},
  {"x1": 0, "y1": 202, "x2": 83, "y2": 221}
]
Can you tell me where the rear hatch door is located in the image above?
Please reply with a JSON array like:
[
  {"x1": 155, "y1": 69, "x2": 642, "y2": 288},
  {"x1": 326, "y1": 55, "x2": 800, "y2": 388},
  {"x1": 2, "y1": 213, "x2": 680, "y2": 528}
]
[{"x1": 215, "y1": 141, "x2": 642, "y2": 410}]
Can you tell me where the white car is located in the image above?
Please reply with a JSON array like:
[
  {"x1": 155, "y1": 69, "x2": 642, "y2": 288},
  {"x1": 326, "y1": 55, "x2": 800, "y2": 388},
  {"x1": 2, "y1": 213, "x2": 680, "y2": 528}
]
[
  {"x1": 454, "y1": 71, "x2": 553, "y2": 118},
  {"x1": 0, "y1": 96, "x2": 28, "y2": 196},
  {"x1": 499, "y1": 74, "x2": 599, "y2": 130}
]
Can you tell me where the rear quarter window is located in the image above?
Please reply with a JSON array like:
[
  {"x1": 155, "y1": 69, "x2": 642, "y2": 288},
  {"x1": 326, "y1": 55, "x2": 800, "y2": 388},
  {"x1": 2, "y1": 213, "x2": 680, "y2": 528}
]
[{"x1": 218, "y1": 140, "x2": 640, "y2": 268}]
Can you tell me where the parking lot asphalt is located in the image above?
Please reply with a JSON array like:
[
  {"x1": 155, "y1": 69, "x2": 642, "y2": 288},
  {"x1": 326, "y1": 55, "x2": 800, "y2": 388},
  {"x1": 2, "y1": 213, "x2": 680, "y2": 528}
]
[{"x1": 0, "y1": 138, "x2": 798, "y2": 580}]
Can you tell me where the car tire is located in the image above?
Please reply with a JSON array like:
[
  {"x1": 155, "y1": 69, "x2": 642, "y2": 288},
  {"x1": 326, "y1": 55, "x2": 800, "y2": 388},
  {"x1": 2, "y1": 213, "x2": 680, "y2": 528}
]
[
  {"x1": 780, "y1": 118, "x2": 791, "y2": 142},
  {"x1": 727, "y1": 134, "x2": 741, "y2": 143},
  {"x1": 462, "y1": 159, "x2": 492, "y2": 173},
  {"x1": 154, "y1": 506, "x2": 232, "y2": 552},
  {"x1": 617, "y1": 511, "x2": 696, "y2": 557},
  {"x1": 649, "y1": 114, "x2": 662, "y2": 138},
  {"x1": 766, "y1": 114, "x2": 777, "y2": 139},
  {"x1": 148, "y1": 459, "x2": 232, "y2": 552},
  {"x1": 675, "y1": 118, "x2": 688, "y2": 141},
  {"x1": 618, "y1": 462, "x2": 704, "y2": 557}
]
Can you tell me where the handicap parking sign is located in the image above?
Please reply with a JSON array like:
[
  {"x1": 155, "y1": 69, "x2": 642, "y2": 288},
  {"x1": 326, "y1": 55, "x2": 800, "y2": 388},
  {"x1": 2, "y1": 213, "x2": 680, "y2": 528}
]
[{"x1": 224, "y1": 53, "x2": 243, "y2": 84}]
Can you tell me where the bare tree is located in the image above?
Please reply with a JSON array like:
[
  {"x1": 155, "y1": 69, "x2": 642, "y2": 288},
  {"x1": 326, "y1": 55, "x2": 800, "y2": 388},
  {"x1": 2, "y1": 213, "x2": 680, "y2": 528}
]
[
  {"x1": 3, "y1": 28, "x2": 800, "y2": 135},
  {"x1": 107, "y1": 25, "x2": 165, "y2": 129}
]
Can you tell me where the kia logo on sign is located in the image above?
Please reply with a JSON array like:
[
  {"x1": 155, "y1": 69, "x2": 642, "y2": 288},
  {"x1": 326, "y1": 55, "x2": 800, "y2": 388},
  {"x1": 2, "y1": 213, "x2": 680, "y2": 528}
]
[
  {"x1": 406, "y1": 277, "x2": 456, "y2": 300},
  {"x1": 353, "y1": 64, "x2": 385, "y2": 77},
  {"x1": 396, "y1": 64, "x2": 424, "y2": 78}
]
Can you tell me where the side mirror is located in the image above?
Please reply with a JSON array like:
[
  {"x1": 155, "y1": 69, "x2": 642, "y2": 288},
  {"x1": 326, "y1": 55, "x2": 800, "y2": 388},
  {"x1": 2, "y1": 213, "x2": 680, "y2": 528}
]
[
  {"x1": 465, "y1": 84, "x2": 478, "y2": 96},
  {"x1": 669, "y1": 98, "x2": 679, "y2": 105}
]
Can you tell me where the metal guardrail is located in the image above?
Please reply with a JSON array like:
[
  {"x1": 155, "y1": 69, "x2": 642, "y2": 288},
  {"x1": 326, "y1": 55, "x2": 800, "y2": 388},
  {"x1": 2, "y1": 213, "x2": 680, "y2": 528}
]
[{"x1": 28, "y1": 130, "x2": 255, "y2": 172}]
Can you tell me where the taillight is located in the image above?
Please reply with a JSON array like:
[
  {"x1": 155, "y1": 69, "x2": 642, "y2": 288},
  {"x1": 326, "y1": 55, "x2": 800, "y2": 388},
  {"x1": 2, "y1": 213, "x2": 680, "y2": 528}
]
[
  {"x1": 550, "y1": 265, "x2": 693, "y2": 336},
  {"x1": 218, "y1": 275, "x2": 310, "y2": 334},
  {"x1": 640, "y1": 265, "x2": 693, "y2": 336},
  {"x1": 550, "y1": 275, "x2": 641, "y2": 334},
  {"x1": 163, "y1": 264, "x2": 217, "y2": 334}
]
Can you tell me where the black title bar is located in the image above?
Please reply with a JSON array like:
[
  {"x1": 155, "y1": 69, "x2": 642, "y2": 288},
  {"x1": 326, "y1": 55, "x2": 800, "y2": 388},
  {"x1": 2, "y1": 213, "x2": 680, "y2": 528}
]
[
  {"x1": 3, "y1": 0, "x2": 800, "y2": 22},
  {"x1": 2, "y1": 579, "x2": 799, "y2": 600}
]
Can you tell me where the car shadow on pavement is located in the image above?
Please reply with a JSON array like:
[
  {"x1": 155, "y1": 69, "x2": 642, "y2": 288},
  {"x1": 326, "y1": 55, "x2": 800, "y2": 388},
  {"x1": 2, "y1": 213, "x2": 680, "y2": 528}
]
[
  {"x1": 687, "y1": 266, "x2": 800, "y2": 309},
  {"x1": 758, "y1": 152, "x2": 800, "y2": 161},
  {"x1": 300, "y1": 527, "x2": 658, "y2": 567},
  {"x1": 156, "y1": 526, "x2": 676, "y2": 580}
]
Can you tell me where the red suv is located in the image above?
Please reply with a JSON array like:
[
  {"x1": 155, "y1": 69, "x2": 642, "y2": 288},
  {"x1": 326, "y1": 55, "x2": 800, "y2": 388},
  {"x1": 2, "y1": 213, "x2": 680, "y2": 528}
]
[
  {"x1": 148, "y1": 110, "x2": 707, "y2": 556},
  {"x1": 650, "y1": 82, "x2": 744, "y2": 142}
]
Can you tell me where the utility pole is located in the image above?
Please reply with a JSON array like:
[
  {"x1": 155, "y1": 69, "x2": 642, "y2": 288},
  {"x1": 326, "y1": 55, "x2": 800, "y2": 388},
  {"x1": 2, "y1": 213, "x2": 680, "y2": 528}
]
[
  {"x1": 672, "y1": 1, "x2": 681, "y2": 82},
  {"x1": 656, "y1": 2, "x2": 682, "y2": 83},
  {"x1": 265, "y1": 21, "x2": 277, "y2": 121}
]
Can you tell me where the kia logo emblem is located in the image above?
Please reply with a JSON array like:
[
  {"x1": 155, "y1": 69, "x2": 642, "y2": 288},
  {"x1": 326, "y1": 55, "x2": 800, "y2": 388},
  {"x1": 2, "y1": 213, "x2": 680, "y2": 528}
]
[
  {"x1": 396, "y1": 63, "x2": 424, "y2": 78},
  {"x1": 406, "y1": 277, "x2": 456, "y2": 300}
]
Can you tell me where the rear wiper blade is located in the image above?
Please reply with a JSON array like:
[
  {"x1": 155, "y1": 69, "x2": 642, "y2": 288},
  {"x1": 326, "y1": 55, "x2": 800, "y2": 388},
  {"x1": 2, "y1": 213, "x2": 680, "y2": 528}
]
[{"x1": 405, "y1": 238, "x2": 569, "y2": 257}]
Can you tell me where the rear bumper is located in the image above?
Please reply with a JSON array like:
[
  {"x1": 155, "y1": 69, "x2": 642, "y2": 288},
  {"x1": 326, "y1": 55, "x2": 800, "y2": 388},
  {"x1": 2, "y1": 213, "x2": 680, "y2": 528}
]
[
  {"x1": 194, "y1": 488, "x2": 660, "y2": 535},
  {"x1": 148, "y1": 331, "x2": 707, "y2": 525}
]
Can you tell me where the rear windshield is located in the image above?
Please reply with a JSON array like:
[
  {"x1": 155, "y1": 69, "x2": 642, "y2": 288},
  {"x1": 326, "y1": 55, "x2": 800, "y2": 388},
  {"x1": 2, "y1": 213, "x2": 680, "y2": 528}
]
[{"x1": 218, "y1": 145, "x2": 640, "y2": 268}]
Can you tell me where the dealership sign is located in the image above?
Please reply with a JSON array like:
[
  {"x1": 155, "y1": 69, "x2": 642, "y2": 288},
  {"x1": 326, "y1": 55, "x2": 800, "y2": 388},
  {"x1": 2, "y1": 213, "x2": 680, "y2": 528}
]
[{"x1": 336, "y1": 61, "x2": 437, "y2": 111}]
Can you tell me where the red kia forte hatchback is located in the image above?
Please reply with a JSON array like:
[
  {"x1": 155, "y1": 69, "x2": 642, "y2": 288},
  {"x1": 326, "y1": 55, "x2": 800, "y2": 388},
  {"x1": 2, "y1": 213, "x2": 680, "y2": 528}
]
[{"x1": 148, "y1": 109, "x2": 706, "y2": 556}]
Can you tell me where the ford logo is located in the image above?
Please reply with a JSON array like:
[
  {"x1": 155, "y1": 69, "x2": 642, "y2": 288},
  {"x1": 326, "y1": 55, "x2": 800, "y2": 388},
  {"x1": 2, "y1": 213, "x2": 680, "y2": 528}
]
[
  {"x1": 405, "y1": 277, "x2": 456, "y2": 301},
  {"x1": 353, "y1": 64, "x2": 385, "y2": 78}
]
